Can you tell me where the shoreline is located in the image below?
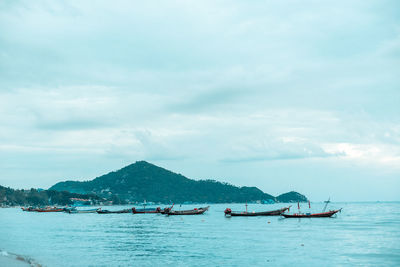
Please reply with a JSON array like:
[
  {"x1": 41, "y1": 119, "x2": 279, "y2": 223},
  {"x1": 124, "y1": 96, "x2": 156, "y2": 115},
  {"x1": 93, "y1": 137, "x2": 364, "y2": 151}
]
[{"x1": 0, "y1": 249, "x2": 42, "y2": 267}]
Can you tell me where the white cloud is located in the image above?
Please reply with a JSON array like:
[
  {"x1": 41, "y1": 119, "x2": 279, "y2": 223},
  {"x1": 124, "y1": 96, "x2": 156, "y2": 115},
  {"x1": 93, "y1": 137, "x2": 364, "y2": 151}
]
[
  {"x1": 0, "y1": 0, "x2": 399, "y2": 200},
  {"x1": 322, "y1": 142, "x2": 400, "y2": 169}
]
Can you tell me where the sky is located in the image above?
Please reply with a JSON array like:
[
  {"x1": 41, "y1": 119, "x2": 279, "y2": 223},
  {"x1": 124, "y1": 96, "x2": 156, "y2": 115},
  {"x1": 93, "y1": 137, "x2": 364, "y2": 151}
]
[{"x1": 0, "y1": 0, "x2": 399, "y2": 201}]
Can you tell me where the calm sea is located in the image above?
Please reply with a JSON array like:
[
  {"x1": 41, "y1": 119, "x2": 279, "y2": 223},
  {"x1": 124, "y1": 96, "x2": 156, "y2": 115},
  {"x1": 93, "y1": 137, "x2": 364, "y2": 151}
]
[{"x1": 1, "y1": 202, "x2": 399, "y2": 266}]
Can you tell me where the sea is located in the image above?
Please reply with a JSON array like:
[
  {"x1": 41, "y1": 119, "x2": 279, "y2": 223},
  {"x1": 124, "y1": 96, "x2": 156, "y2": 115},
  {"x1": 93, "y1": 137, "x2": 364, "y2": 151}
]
[{"x1": 0, "y1": 202, "x2": 399, "y2": 266}]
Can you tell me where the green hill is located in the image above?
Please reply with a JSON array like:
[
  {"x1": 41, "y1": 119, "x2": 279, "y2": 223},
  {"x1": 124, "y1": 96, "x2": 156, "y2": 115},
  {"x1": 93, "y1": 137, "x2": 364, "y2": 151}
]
[
  {"x1": 276, "y1": 191, "x2": 308, "y2": 203},
  {"x1": 50, "y1": 161, "x2": 307, "y2": 203},
  {"x1": 0, "y1": 185, "x2": 102, "y2": 206}
]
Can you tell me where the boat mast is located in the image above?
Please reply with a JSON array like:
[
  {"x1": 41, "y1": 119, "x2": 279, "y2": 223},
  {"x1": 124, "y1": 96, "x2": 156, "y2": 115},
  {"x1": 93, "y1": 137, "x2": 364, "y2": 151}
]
[{"x1": 322, "y1": 197, "x2": 330, "y2": 212}]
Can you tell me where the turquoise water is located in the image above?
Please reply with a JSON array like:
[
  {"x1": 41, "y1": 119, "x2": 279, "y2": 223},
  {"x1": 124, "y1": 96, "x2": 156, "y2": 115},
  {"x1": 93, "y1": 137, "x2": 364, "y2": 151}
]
[{"x1": 1, "y1": 202, "x2": 399, "y2": 266}]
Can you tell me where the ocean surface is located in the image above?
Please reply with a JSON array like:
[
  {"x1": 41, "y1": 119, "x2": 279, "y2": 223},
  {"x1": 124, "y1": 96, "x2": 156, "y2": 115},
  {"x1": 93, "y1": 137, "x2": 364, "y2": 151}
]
[{"x1": 1, "y1": 202, "x2": 399, "y2": 266}]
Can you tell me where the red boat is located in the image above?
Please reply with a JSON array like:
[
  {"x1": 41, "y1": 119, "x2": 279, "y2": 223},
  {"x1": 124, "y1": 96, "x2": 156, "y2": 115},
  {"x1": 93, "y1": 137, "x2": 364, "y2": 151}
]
[
  {"x1": 281, "y1": 209, "x2": 342, "y2": 218},
  {"x1": 35, "y1": 207, "x2": 65, "y2": 212}
]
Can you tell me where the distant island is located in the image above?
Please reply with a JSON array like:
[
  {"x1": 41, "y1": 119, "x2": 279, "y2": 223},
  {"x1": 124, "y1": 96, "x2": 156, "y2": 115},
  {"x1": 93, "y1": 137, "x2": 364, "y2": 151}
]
[{"x1": 1, "y1": 161, "x2": 307, "y2": 206}]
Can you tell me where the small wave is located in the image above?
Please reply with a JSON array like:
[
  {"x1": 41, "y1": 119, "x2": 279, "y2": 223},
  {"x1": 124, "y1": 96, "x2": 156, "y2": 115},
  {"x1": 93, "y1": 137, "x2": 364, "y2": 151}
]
[
  {"x1": 0, "y1": 248, "x2": 42, "y2": 267},
  {"x1": 1, "y1": 250, "x2": 9, "y2": 256}
]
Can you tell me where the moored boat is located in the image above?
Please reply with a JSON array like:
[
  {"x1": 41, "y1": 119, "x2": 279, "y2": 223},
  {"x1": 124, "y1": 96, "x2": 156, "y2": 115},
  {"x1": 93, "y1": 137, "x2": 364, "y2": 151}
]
[
  {"x1": 96, "y1": 208, "x2": 132, "y2": 214},
  {"x1": 281, "y1": 209, "x2": 342, "y2": 218},
  {"x1": 282, "y1": 198, "x2": 342, "y2": 218},
  {"x1": 132, "y1": 207, "x2": 161, "y2": 214},
  {"x1": 65, "y1": 208, "x2": 100, "y2": 214},
  {"x1": 159, "y1": 204, "x2": 175, "y2": 214},
  {"x1": 21, "y1": 207, "x2": 37, "y2": 212},
  {"x1": 164, "y1": 206, "x2": 209, "y2": 215},
  {"x1": 36, "y1": 207, "x2": 65, "y2": 212},
  {"x1": 224, "y1": 206, "x2": 291, "y2": 217}
]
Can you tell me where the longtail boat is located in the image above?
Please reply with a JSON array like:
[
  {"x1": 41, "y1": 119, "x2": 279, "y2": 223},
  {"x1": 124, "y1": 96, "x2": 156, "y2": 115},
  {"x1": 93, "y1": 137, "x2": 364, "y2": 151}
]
[
  {"x1": 132, "y1": 207, "x2": 161, "y2": 214},
  {"x1": 282, "y1": 198, "x2": 342, "y2": 218},
  {"x1": 21, "y1": 207, "x2": 37, "y2": 212},
  {"x1": 65, "y1": 208, "x2": 100, "y2": 214},
  {"x1": 224, "y1": 206, "x2": 291, "y2": 217},
  {"x1": 159, "y1": 204, "x2": 175, "y2": 214},
  {"x1": 164, "y1": 206, "x2": 209, "y2": 215},
  {"x1": 281, "y1": 209, "x2": 342, "y2": 218},
  {"x1": 36, "y1": 207, "x2": 65, "y2": 212},
  {"x1": 96, "y1": 209, "x2": 132, "y2": 214}
]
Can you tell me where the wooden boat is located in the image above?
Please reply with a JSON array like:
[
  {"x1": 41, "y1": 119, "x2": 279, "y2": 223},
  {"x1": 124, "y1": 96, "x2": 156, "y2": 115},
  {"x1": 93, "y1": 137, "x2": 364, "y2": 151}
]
[
  {"x1": 132, "y1": 207, "x2": 161, "y2": 214},
  {"x1": 65, "y1": 208, "x2": 100, "y2": 214},
  {"x1": 164, "y1": 206, "x2": 209, "y2": 215},
  {"x1": 159, "y1": 204, "x2": 175, "y2": 214},
  {"x1": 35, "y1": 207, "x2": 65, "y2": 212},
  {"x1": 224, "y1": 206, "x2": 291, "y2": 217},
  {"x1": 281, "y1": 209, "x2": 342, "y2": 218},
  {"x1": 21, "y1": 207, "x2": 37, "y2": 212},
  {"x1": 96, "y1": 209, "x2": 132, "y2": 214}
]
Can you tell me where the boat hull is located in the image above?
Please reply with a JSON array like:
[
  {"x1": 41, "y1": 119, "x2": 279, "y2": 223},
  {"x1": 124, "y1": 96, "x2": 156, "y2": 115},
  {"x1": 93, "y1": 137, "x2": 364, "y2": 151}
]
[
  {"x1": 281, "y1": 209, "x2": 341, "y2": 218},
  {"x1": 36, "y1": 208, "x2": 65, "y2": 212},
  {"x1": 96, "y1": 209, "x2": 132, "y2": 214},
  {"x1": 66, "y1": 208, "x2": 100, "y2": 214},
  {"x1": 36, "y1": 210, "x2": 65, "y2": 212},
  {"x1": 21, "y1": 207, "x2": 37, "y2": 212},
  {"x1": 132, "y1": 210, "x2": 160, "y2": 214},
  {"x1": 225, "y1": 207, "x2": 290, "y2": 217},
  {"x1": 132, "y1": 207, "x2": 161, "y2": 214},
  {"x1": 165, "y1": 206, "x2": 209, "y2": 215}
]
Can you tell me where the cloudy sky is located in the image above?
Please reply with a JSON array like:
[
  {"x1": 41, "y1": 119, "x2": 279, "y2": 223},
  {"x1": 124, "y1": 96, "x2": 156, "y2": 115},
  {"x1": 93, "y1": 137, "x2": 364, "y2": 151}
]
[{"x1": 1, "y1": 0, "x2": 399, "y2": 201}]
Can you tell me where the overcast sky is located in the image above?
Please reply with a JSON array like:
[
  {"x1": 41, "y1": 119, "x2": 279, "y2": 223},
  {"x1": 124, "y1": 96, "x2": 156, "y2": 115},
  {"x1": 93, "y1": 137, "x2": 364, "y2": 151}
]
[{"x1": 1, "y1": 0, "x2": 399, "y2": 201}]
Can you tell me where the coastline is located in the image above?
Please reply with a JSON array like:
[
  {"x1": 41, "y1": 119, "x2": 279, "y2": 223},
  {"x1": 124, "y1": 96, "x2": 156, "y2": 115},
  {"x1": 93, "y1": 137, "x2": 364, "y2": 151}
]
[{"x1": 0, "y1": 249, "x2": 42, "y2": 267}]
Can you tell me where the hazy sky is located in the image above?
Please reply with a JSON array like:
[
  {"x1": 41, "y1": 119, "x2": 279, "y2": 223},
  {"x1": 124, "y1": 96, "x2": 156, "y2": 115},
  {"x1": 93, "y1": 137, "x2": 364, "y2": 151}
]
[{"x1": 1, "y1": 0, "x2": 399, "y2": 201}]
